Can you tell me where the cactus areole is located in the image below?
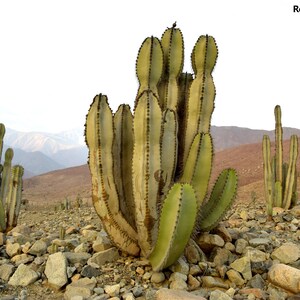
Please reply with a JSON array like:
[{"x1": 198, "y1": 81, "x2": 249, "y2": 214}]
[{"x1": 85, "y1": 25, "x2": 238, "y2": 271}]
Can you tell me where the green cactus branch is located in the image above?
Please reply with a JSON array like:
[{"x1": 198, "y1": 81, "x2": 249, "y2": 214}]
[
  {"x1": 198, "y1": 168, "x2": 238, "y2": 232},
  {"x1": 85, "y1": 25, "x2": 237, "y2": 271},
  {"x1": 85, "y1": 95, "x2": 140, "y2": 256},
  {"x1": 183, "y1": 35, "x2": 217, "y2": 166},
  {"x1": 132, "y1": 90, "x2": 162, "y2": 256},
  {"x1": 149, "y1": 183, "x2": 197, "y2": 271}
]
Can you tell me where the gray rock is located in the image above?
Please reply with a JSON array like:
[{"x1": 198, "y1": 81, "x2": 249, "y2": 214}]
[
  {"x1": 169, "y1": 272, "x2": 187, "y2": 282},
  {"x1": 123, "y1": 292, "x2": 135, "y2": 300},
  {"x1": 210, "y1": 289, "x2": 233, "y2": 300},
  {"x1": 132, "y1": 285, "x2": 143, "y2": 297},
  {"x1": 11, "y1": 232, "x2": 31, "y2": 245},
  {"x1": 226, "y1": 269, "x2": 245, "y2": 286},
  {"x1": 213, "y1": 247, "x2": 233, "y2": 267},
  {"x1": 230, "y1": 256, "x2": 252, "y2": 280},
  {"x1": 8, "y1": 263, "x2": 39, "y2": 286},
  {"x1": 187, "y1": 274, "x2": 201, "y2": 290},
  {"x1": 248, "y1": 238, "x2": 271, "y2": 247},
  {"x1": 212, "y1": 225, "x2": 233, "y2": 242},
  {"x1": 189, "y1": 265, "x2": 201, "y2": 276},
  {"x1": 248, "y1": 274, "x2": 265, "y2": 289},
  {"x1": 71, "y1": 277, "x2": 97, "y2": 289},
  {"x1": 169, "y1": 278, "x2": 188, "y2": 290},
  {"x1": 64, "y1": 286, "x2": 92, "y2": 300},
  {"x1": 92, "y1": 235, "x2": 112, "y2": 252},
  {"x1": 10, "y1": 253, "x2": 34, "y2": 266},
  {"x1": 81, "y1": 265, "x2": 101, "y2": 278},
  {"x1": 169, "y1": 257, "x2": 189, "y2": 275},
  {"x1": 251, "y1": 260, "x2": 272, "y2": 274},
  {"x1": 150, "y1": 271, "x2": 165, "y2": 284},
  {"x1": 202, "y1": 276, "x2": 229, "y2": 289},
  {"x1": 104, "y1": 283, "x2": 120, "y2": 297},
  {"x1": 45, "y1": 252, "x2": 68, "y2": 289},
  {"x1": 235, "y1": 238, "x2": 249, "y2": 254},
  {"x1": 64, "y1": 252, "x2": 91, "y2": 265},
  {"x1": 156, "y1": 288, "x2": 206, "y2": 299},
  {"x1": 88, "y1": 247, "x2": 119, "y2": 267},
  {"x1": 28, "y1": 240, "x2": 48, "y2": 256},
  {"x1": 267, "y1": 285, "x2": 288, "y2": 300},
  {"x1": 245, "y1": 248, "x2": 268, "y2": 263},
  {"x1": 169, "y1": 272, "x2": 188, "y2": 290},
  {"x1": 271, "y1": 242, "x2": 300, "y2": 264},
  {"x1": 197, "y1": 232, "x2": 225, "y2": 252},
  {"x1": 74, "y1": 242, "x2": 90, "y2": 253},
  {"x1": 5, "y1": 240, "x2": 21, "y2": 257},
  {"x1": 0, "y1": 264, "x2": 14, "y2": 281},
  {"x1": 9, "y1": 225, "x2": 31, "y2": 235}
]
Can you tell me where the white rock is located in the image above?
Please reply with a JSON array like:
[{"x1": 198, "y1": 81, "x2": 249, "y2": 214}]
[
  {"x1": 8, "y1": 264, "x2": 39, "y2": 286},
  {"x1": 45, "y1": 252, "x2": 68, "y2": 289}
]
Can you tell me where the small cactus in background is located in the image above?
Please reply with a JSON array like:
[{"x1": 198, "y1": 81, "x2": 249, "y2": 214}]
[
  {"x1": 263, "y1": 105, "x2": 298, "y2": 215},
  {"x1": 59, "y1": 226, "x2": 66, "y2": 240},
  {"x1": 63, "y1": 197, "x2": 70, "y2": 210},
  {"x1": 85, "y1": 25, "x2": 238, "y2": 271},
  {"x1": 75, "y1": 194, "x2": 83, "y2": 208},
  {"x1": 0, "y1": 123, "x2": 24, "y2": 232}
]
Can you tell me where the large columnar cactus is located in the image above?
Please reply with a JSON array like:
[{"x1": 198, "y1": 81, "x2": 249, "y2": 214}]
[
  {"x1": 0, "y1": 123, "x2": 24, "y2": 232},
  {"x1": 85, "y1": 25, "x2": 238, "y2": 271},
  {"x1": 263, "y1": 105, "x2": 298, "y2": 215}
]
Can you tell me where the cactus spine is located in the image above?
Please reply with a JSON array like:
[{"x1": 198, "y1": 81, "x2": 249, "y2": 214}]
[
  {"x1": 262, "y1": 105, "x2": 298, "y2": 215},
  {"x1": 85, "y1": 25, "x2": 237, "y2": 271},
  {"x1": 0, "y1": 123, "x2": 24, "y2": 232}
]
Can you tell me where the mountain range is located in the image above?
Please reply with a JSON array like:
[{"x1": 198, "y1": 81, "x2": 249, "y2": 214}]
[
  {"x1": 2, "y1": 128, "x2": 88, "y2": 177},
  {"x1": 2, "y1": 126, "x2": 300, "y2": 178}
]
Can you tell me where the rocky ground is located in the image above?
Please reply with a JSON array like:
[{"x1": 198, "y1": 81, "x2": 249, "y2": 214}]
[{"x1": 0, "y1": 199, "x2": 299, "y2": 300}]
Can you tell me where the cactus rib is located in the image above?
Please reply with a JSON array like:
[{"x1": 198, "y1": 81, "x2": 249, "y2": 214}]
[
  {"x1": 283, "y1": 135, "x2": 298, "y2": 209},
  {"x1": 132, "y1": 90, "x2": 162, "y2": 256},
  {"x1": 113, "y1": 104, "x2": 136, "y2": 229},
  {"x1": 160, "y1": 109, "x2": 178, "y2": 196},
  {"x1": 181, "y1": 133, "x2": 213, "y2": 207},
  {"x1": 263, "y1": 135, "x2": 274, "y2": 213},
  {"x1": 183, "y1": 35, "x2": 217, "y2": 165},
  {"x1": 274, "y1": 105, "x2": 283, "y2": 183},
  {"x1": 135, "y1": 37, "x2": 163, "y2": 104},
  {"x1": 159, "y1": 26, "x2": 184, "y2": 111},
  {"x1": 85, "y1": 94, "x2": 139, "y2": 256}
]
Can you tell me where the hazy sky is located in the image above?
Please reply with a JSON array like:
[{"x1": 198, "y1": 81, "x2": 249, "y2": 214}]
[{"x1": 1, "y1": 0, "x2": 300, "y2": 133}]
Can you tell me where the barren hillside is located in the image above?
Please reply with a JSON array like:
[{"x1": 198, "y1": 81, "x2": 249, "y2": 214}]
[{"x1": 23, "y1": 139, "x2": 300, "y2": 207}]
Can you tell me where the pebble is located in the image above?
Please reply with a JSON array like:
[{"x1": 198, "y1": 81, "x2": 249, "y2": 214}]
[{"x1": 150, "y1": 271, "x2": 165, "y2": 283}]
